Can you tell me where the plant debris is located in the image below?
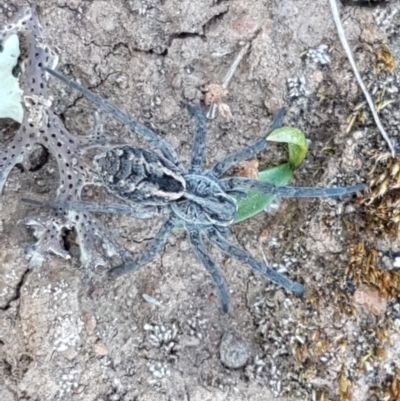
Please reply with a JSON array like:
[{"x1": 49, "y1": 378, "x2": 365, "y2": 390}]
[{"x1": 347, "y1": 242, "x2": 400, "y2": 298}]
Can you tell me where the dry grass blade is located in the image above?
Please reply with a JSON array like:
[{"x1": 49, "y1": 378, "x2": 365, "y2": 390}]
[{"x1": 329, "y1": 0, "x2": 395, "y2": 157}]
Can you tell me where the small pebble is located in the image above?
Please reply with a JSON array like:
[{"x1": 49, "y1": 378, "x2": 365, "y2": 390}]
[
  {"x1": 220, "y1": 331, "x2": 249, "y2": 369},
  {"x1": 93, "y1": 340, "x2": 108, "y2": 356},
  {"x1": 35, "y1": 179, "x2": 46, "y2": 187},
  {"x1": 61, "y1": 347, "x2": 78, "y2": 361}
]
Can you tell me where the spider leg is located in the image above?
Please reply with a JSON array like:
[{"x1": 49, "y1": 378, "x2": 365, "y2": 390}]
[
  {"x1": 207, "y1": 228, "x2": 303, "y2": 296},
  {"x1": 109, "y1": 215, "x2": 175, "y2": 276},
  {"x1": 21, "y1": 198, "x2": 161, "y2": 219},
  {"x1": 187, "y1": 225, "x2": 230, "y2": 313},
  {"x1": 43, "y1": 66, "x2": 179, "y2": 165},
  {"x1": 224, "y1": 190, "x2": 248, "y2": 199},
  {"x1": 221, "y1": 178, "x2": 364, "y2": 198},
  {"x1": 184, "y1": 104, "x2": 207, "y2": 173},
  {"x1": 208, "y1": 108, "x2": 286, "y2": 177}
]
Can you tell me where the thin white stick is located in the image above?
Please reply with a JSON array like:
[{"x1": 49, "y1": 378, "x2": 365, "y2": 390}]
[
  {"x1": 206, "y1": 44, "x2": 250, "y2": 120},
  {"x1": 329, "y1": 0, "x2": 395, "y2": 157},
  {"x1": 221, "y1": 43, "x2": 250, "y2": 89},
  {"x1": 206, "y1": 103, "x2": 218, "y2": 120}
]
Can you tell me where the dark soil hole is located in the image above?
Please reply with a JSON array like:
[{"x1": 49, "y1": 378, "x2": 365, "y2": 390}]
[
  {"x1": 12, "y1": 62, "x2": 22, "y2": 78},
  {"x1": 14, "y1": 163, "x2": 24, "y2": 173},
  {"x1": 58, "y1": 112, "x2": 66, "y2": 125},
  {"x1": 63, "y1": 227, "x2": 81, "y2": 261},
  {"x1": 28, "y1": 144, "x2": 49, "y2": 171},
  {"x1": 1, "y1": 359, "x2": 12, "y2": 376},
  {"x1": 18, "y1": 354, "x2": 34, "y2": 375}
]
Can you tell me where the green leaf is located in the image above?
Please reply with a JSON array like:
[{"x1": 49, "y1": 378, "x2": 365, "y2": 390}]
[
  {"x1": 234, "y1": 163, "x2": 293, "y2": 223},
  {"x1": 267, "y1": 127, "x2": 308, "y2": 167}
]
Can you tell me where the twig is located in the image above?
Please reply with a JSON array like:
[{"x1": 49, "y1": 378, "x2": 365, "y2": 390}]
[
  {"x1": 329, "y1": 0, "x2": 395, "y2": 157},
  {"x1": 221, "y1": 43, "x2": 250, "y2": 89}
]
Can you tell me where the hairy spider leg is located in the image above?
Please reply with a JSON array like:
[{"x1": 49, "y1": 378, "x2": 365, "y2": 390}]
[
  {"x1": 21, "y1": 198, "x2": 161, "y2": 219},
  {"x1": 109, "y1": 215, "x2": 175, "y2": 276},
  {"x1": 207, "y1": 228, "x2": 304, "y2": 296},
  {"x1": 43, "y1": 66, "x2": 179, "y2": 165},
  {"x1": 184, "y1": 104, "x2": 207, "y2": 173},
  {"x1": 341, "y1": 0, "x2": 388, "y2": 6},
  {"x1": 221, "y1": 178, "x2": 365, "y2": 198},
  {"x1": 187, "y1": 226, "x2": 230, "y2": 312},
  {"x1": 208, "y1": 108, "x2": 286, "y2": 177}
]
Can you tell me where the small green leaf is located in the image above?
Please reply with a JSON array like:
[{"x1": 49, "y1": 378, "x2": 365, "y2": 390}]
[
  {"x1": 234, "y1": 163, "x2": 293, "y2": 223},
  {"x1": 267, "y1": 126, "x2": 308, "y2": 167}
]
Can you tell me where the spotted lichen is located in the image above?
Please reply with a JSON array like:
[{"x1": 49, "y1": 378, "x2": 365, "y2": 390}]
[{"x1": 0, "y1": 7, "x2": 127, "y2": 268}]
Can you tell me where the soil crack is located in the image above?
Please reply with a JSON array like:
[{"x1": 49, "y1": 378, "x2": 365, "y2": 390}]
[{"x1": 0, "y1": 268, "x2": 30, "y2": 311}]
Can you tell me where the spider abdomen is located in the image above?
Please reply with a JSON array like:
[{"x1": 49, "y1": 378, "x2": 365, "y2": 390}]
[
  {"x1": 171, "y1": 174, "x2": 237, "y2": 226},
  {"x1": 94, "y1": 146, "x2": 186, "y2": 205}
]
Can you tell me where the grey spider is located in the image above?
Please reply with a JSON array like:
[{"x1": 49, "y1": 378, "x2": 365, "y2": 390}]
[{"x1": 23, "y1": 66, "x2": 364, "y2": 313}]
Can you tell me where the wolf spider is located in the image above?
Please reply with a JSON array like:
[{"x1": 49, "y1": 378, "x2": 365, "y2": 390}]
[{"x1": 23, "y1": 66, "x2": 364, "y2": 312}]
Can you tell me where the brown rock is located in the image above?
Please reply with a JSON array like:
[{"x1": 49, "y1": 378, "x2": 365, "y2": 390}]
[
  {"x1": 93, "y1": 340, "x2": 108, "y2": 356},
  {"x1": 353, "y1": 285, "x2": 387, "y2": 316}
]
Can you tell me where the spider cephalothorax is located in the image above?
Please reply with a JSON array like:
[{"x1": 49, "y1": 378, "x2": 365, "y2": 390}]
[{"x1": 23, "y1": 67, "x2": 364, "y2": 313}]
